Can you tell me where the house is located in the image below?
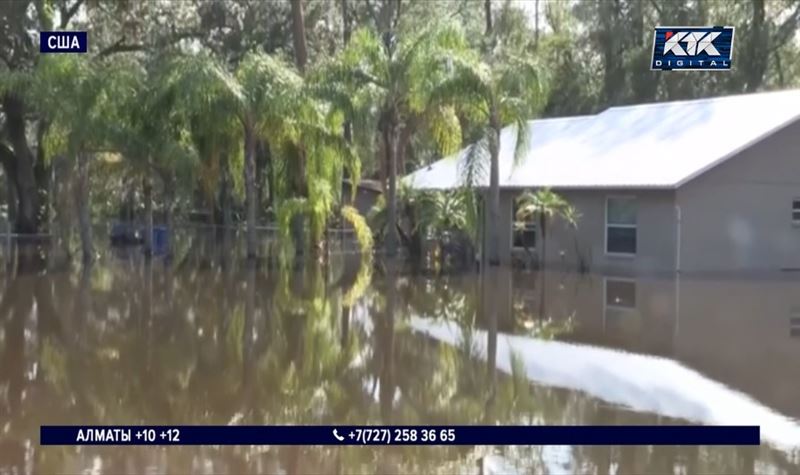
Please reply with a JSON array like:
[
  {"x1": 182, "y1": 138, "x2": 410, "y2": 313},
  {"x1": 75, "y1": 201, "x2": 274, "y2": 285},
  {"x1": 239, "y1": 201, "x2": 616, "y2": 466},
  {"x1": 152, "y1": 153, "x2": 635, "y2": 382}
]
[
  {"x1": 342, "y1": 178, "x2": 382, "y2": 216},
  {"x1": 404, "y1": 89, "x2": 800, "y2": 274}
]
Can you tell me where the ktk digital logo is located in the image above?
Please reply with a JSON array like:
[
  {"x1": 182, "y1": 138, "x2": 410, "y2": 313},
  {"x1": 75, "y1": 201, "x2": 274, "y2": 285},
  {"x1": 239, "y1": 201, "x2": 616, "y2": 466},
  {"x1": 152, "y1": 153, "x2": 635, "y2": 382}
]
[
  {"x1": 40, "y1": 31, "x2": 87, "y2": 53},
  {"x1": 651, "y1": 26, "x2": 734, "y2": 71}
]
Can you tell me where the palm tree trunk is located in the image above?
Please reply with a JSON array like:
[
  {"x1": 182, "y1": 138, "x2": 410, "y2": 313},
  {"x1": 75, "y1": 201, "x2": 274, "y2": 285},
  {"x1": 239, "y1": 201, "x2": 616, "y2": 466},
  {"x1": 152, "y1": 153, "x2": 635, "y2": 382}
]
[
  {"x1": 385, "y1": 126, "x2": 399, "y2": 257},
  {"x1": 483, "y1": 268, "x2": 498, "y2": 422},
  {"x1": 143, "y1": 171, "x2": 153, "y2": 257},
  {"x1": 75, "y1": 151, "x2": 93, "y2": 264},
  {"x1": 487, "y1": 118, "x2": 501, "y2": 266},
  {"x1": 538, "y1": 213, "x2": 547, "y2": 319},
  {"x1": 539, "y1": 212, "x2": 546, "y2": 271},
  {"x1": 244, "y1": 123, "x2": 258, "y2": 259}
]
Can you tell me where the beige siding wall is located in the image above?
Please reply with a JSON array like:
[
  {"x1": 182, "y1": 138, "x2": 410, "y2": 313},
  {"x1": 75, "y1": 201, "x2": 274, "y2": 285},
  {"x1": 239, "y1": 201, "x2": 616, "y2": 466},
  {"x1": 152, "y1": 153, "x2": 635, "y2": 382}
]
[
  {"x1": 677, "y1": 119, "x2": 800, "y2": 273},
  {"x1": 500, "y1": 189, "x2": 678, "y2": 274}
]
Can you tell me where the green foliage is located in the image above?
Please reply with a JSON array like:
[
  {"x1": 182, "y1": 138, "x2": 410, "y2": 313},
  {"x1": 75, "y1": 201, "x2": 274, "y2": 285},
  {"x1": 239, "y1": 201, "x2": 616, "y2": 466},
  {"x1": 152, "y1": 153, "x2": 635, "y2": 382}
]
[
  {"x1": 341, "y1": 205, "x2": 374, "y2": 253},
  {"x1": 515, "y1": 188, "x2": 577, "y2": 228},
  {"x1": 413, "y1": 190, "x2": 474, "y2": 239}
]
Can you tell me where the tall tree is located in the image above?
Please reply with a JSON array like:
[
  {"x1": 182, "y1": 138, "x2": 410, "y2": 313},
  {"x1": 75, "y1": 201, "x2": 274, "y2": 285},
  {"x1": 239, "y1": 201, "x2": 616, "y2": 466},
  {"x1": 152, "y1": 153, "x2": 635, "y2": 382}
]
[
  {"x1": 432, "y1": 47, "x2": 547, "y2": 265},
  {"x1": 329, "y1": 22, "x2": 468, "y2": 256},
  {"x1": 31, "y1": 55, "x2": 133, "y2": 263}
]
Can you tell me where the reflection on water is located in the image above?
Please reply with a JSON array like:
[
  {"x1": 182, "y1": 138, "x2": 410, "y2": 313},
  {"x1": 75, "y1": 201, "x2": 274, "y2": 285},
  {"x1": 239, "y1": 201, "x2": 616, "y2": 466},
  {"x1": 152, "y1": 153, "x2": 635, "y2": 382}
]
[{"x1": 0, "y1": 242, "x2": 799, "y2": 474}]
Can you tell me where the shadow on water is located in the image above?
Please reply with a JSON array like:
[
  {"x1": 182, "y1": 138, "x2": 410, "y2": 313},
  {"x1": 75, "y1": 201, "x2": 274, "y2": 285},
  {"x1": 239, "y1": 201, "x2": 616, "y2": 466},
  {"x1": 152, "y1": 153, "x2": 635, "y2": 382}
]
[{"x1": 0, "y1": 234, "x2": 798, "y2": 474}]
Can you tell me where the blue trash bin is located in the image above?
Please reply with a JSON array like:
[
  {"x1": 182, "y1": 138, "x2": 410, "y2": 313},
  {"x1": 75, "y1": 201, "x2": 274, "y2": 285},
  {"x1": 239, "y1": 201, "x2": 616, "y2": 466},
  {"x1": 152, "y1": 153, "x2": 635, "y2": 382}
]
[{"x1": 151, "y1": 226, "x2": 169, "y2": 255}]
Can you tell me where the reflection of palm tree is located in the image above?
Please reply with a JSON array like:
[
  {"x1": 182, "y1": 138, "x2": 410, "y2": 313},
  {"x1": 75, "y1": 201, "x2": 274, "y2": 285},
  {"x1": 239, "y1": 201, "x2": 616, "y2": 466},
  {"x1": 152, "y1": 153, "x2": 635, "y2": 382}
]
[
  {"x1": 516, "y1": 189, "x2": 577, "y2": 319},
  {"x1": 483, "y1": 268, "x2": 498, "y2": 423}
]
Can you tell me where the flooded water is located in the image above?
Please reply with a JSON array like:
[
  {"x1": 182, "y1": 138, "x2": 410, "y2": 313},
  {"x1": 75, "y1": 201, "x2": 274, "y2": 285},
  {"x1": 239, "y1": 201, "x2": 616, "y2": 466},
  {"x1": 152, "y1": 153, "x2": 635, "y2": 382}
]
[{"x1": 1, "y1": 241, "x2": 800, "y2": 474}]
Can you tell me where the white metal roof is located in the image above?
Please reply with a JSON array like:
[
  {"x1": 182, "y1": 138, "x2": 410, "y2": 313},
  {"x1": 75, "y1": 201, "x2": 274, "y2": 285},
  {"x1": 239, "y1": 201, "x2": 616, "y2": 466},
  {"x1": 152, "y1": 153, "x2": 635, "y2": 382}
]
[{"x1": 404, "y1": 89, "x2": 800, "y2": 190}]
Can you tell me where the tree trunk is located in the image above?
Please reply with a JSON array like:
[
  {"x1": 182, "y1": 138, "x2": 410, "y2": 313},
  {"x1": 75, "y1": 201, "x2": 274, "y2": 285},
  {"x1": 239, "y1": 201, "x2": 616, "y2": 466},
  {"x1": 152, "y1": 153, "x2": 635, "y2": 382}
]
[
  {"x1": 342, "y1": 0, "x2": 352, "y2": 44},
  {"x1": 5, "y1": 165, "x2": 18, "y2": 233},
  {"x1": 486, "y1": 113, "x2": 501, "y2": 266},
  {"x1": 290, "y1": 0, "x2": 308, "y2": 73},
  {"x1": 75, "y1": 152, "x2": 93, "y2": 264},
  {"x1": 244, "y1": 124, "x2": 258, "y2": 259},
  {"x1": 744, "y1": 0, "x2": 767, "y2": 92},
  {"x1": 3, "y1": 95, "x2": 40, "y2": 234},
  {"x1": 143, "y1": 171, "x2": 153, "y2": 257},
  {"x1": 539, "y1": 212, "x2": 547, "y2": 272},
  {"x1": 164, "y1": 175, "x2": 175, "y2": 257},
  {"x1": 538, "y1": 213, "x2": 547, "y2": 319},
  {"x1": 380, "y1": 260, "x2": 397, "y2": 423},
  {"x1": 483, "y1": 268, "x2": 498, "y2": 422},
  {"x1": 484, "y1": 0, "x2": 492, "y2": 36},
  {"x1": 52, "y1": 156, "x2": 71, "y2": 259},
  {"x1": 255, "y1": 139, "x2": 268, "y2": 216},
  {"x1": 384, "y1": 126, "x2": 399, "y2": 257}
]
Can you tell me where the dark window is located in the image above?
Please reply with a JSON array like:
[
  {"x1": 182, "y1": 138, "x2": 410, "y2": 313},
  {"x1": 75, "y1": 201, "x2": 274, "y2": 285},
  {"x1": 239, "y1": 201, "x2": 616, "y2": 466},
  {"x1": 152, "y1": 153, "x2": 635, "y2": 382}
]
[
  {"x1": 512, "y1": 201, "x2": 536, "y2": 249},
  {"x1": 793, "y1": 199, "x2": 800, "y2": 224},
  {"x1": 607, "y1": 197, "x2": 637, "y2": 254},
  {"x1": 605, "y1": 279, "x2": 636, "y2": 308}
]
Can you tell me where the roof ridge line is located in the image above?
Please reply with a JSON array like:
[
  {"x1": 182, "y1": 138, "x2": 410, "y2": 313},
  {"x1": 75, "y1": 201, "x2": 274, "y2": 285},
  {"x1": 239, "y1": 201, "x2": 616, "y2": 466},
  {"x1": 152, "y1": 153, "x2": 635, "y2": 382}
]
[{"x1": 600, "y1": 88, "x2": 800, "y2": 113}]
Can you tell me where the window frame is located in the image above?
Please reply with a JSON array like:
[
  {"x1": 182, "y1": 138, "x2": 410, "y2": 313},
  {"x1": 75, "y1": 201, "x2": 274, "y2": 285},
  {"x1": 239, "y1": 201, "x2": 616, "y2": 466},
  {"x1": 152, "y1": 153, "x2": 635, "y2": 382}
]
[
  {"x1": 792, "y1": 198, "x2": 800, "y2": 227},
  {"x1": 605, "y1": 195, "x2": 638, "y2": 257}
]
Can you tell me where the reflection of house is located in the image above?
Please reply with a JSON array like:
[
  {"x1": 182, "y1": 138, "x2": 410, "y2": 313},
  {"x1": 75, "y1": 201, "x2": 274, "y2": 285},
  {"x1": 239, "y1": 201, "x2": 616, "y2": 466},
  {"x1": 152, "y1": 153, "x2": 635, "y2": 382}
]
[
  {"x1": 511, "y1": 271, "x2": 800, "y2": 420},
  {"x1": 405, "y1": 90, "x2": 800, "y2": 274}
]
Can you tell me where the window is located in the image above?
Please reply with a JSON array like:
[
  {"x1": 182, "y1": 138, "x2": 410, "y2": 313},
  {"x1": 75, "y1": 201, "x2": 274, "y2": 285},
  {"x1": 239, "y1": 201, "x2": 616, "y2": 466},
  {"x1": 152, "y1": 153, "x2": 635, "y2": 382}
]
[
  {"x1": 605, "y1": 279, "x2": 637, "y2": 309},
  {"x1": 793, "y1": 199, "x2": 800, "y2": 225},
  {"x1": 606, "y1": 197, "x2": 637, "y2": 255},
  {"x1": 512, "y1": 201, "x2": 536, "y2": 249}
]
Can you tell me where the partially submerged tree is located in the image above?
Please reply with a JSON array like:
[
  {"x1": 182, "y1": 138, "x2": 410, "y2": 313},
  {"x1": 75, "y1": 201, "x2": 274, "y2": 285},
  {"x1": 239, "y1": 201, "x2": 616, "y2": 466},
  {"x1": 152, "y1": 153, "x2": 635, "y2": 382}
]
[
  {"x1": 32, "y1": 55, "x2": 134, "y2": 263},
  {"x1": 326, "y1": 21, "x2": 469, "y2": 257},
  {"x1": 432, "y1": 45, "x2": 548, "y2": 266},
  {"x1": 110, "y1": 61, "x2": 197, "y2": 256}
]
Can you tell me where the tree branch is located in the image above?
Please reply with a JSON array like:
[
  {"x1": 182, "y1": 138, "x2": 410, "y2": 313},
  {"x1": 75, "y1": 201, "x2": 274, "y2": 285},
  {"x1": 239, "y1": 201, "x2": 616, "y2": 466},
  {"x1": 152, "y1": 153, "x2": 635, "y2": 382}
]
[
  {"x1": 774, "y1": 4, "x2": 800, "y2": 48},
  {"x1": 97, "y1": 29, "x2": 203, "y2": 58},
  {"x1": 60, "y1": 0, "x2": 86, "y2": 29},
  {"x1": 97, "y1": 37, "x2": 145, "y2": 58},
  {"x1": 649, "y1": 0, "x2": 663, "y2": 18}
]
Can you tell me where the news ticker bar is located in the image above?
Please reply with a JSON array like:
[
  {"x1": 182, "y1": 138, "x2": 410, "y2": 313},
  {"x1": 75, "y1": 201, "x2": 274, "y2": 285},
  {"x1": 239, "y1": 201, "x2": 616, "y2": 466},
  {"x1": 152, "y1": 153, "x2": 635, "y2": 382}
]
[{"x1": 40, "y1": 425, "x2": 760, "y2": 446}]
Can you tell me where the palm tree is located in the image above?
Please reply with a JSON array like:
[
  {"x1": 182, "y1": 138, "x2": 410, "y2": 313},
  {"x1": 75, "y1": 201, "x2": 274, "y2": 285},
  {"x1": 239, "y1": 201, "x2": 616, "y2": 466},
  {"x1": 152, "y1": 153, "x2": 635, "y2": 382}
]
[
  {"x1": 325, "y1": 22, "x2": 469, "y2": 257},
  {"x1": 514, "y1": 187, "x2": 577, "y2": 271},
  {"x1": 32, "y1": 55, "x2": 133, "y2": 264},
  {"x1": 109, "y1": 60, "x2": 197, "y2": 257},
  {"x1": 431, "y1": 46, "x2": 548, "y2": 266},
  {"x1": 162, "y1": 52, "x2": 308, "y2": 259}
]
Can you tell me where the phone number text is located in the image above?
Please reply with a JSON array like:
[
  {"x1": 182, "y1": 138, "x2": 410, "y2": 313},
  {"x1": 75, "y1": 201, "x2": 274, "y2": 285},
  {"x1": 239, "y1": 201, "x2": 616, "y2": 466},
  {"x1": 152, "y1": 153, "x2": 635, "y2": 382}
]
[{"x1": 350, "y1": 428, "x2": 456, "y2": 445}]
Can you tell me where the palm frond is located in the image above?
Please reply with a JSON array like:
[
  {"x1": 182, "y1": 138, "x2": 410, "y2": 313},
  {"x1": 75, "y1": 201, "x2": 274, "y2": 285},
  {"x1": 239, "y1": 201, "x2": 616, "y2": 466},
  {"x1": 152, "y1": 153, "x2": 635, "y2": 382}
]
[{"x1": 458, "y1": 135, "x2": 489, "y2": 188}]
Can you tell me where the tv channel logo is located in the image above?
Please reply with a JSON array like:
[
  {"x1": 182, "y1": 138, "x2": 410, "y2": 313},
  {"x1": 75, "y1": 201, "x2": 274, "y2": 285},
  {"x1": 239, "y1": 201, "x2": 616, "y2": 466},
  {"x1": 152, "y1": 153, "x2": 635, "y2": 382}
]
[
  {"x1": 40, "y1": 31, "x2": 88, "y2": 53},
  {"x1": 651, "y1": 26, "x2": 734, "y2": 71}
]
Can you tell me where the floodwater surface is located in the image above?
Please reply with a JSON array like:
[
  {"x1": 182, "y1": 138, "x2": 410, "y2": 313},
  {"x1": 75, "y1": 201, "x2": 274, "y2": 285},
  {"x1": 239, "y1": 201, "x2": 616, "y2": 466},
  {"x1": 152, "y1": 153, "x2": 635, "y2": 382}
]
[{"x1": 1, "y1": 243, "x2": 800, "y2": 474}]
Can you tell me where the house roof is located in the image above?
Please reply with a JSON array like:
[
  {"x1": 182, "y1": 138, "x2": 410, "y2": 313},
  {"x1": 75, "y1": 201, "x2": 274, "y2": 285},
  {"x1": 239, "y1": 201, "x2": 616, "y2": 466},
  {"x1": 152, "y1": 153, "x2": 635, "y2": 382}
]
[
  {"x1": 343, "y1": 178, "x2": 383, "y2": 193},
  {"x1": 404, "y1": 89, "x2": 800, "y2": 190}
]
